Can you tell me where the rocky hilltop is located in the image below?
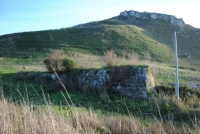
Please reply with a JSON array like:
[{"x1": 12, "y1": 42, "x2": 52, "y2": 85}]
[{"x1": 119, "y1": 10, "x2": 185, "y2": 27}]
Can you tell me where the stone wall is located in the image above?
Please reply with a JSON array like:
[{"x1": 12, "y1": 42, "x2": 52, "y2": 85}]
[
  {"x1": 16, "y1": 66, "x2": 156, "y2": 98},
  {"x1": 77, "y1": 66, "x2": 155, "y2": 98}
]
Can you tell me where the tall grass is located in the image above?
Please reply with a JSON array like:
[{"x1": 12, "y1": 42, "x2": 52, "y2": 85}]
[
  {"x1": 0, "y1": 81, "x2": 200, "y2": 134},
  {"x1": 0, "y1": 95, "x2": 200, "y2": 133}
]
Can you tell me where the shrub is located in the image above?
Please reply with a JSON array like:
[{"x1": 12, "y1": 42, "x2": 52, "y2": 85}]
[
  {"x1": 62, "y1": 58, "x2": 77, "y2": 71},
  {"x1": 104, "y1": 49, "x2": 117, "y2": 67},
  {"x1": 44, "y1": 50, "x2": 66, "y2": 71}
]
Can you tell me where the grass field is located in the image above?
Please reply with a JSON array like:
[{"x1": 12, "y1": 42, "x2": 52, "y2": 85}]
[{"x1": 1, "y1": 69, "x2": 200, "y2": 133}]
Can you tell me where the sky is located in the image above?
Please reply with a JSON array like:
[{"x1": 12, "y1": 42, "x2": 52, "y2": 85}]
[{"x1": 1, "y1": 0, "x2": 200, "y2": 35}]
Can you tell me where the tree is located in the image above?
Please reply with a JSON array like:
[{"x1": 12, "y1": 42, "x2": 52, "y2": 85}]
[{"x1": 44, "y1": 50, "x2": 66, "y2": 71}]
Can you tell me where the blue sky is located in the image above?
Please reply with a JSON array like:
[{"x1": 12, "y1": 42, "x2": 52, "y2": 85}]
[{"x1": 1, "y1": 0, "x2": 200, "y2": 35}]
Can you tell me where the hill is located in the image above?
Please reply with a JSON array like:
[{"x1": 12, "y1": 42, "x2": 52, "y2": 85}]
[{"x1": 0, "y1": 10, "x2": 200, "y2": 68}]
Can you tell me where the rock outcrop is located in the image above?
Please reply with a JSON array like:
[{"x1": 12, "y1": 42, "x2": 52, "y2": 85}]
[{"x1": 119, "y1": 10, "x2": 185, "y2": 27}]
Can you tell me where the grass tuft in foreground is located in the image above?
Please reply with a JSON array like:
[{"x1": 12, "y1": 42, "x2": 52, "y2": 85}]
[{"x1": 0, "y1": 81, "x2": 200, "y2": 134}]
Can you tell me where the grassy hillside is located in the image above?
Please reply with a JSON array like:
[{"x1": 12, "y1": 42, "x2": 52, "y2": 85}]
[
  {"x1": 1, "y1": 14, "x2": 200, "y2": 67},
  {"x1": 0, "y1": 13, "x2": 200, "y2": 87}
]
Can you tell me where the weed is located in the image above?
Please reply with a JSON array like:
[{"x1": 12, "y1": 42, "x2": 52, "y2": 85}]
[{"x1": 104, "y1": 49, "x2": 117, "y2": 67}]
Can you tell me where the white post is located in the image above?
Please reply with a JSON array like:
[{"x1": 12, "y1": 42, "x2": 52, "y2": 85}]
[{"x1": 174, "y1": 31, "x2": 179, "y2": 100}]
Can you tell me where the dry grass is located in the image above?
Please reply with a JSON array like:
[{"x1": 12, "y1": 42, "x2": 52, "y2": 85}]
[
  {"x1": 68, "y1": 52, "x2": 144, "y2": 69},
  {"x1": 69, "y1": 53, "x2": 103, "y2": 69},
  {"x1": 0, "y1": 90, "x2": 200, "y2": 134},
  {"x1": 0, "y1": 99, "x2": 79, "y2": 134},
  {"x1": 104, "y1": 49, "x2": 117, "y2": 67}
]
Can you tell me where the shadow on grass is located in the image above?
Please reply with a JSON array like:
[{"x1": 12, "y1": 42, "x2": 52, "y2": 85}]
[{"x1": 0, "y1": 71, "x2": 157, "y2": 118}]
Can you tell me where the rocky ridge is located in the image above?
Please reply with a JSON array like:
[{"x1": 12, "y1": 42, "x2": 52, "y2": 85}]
[{"x1": 119, "y1": 10, "x2": 185, "y2": 27}]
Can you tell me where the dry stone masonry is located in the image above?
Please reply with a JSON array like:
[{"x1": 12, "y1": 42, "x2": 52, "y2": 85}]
[
  {"x1": 77, "y1": 66, "x2": 155, "y2": 98},
  {"x1": 16, "y1": 66, "x2": 156, "y2": 98}
]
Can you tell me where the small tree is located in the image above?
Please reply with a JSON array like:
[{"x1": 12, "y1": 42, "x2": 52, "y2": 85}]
[
  {"x1": 44, "y1": 49, "x2": 66, "y2": 71},
  {"x1": 62, "y1": 58, "x2": 77, "y2": 71},
  {"x1": 104, "y1": 49, "x2": 117, "y2": 67}
]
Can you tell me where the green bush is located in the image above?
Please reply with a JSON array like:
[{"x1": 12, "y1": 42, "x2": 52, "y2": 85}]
[
  {"x1": 44, "y1": 58, "x2": 64, "y2": 71},
  {"x1": 62, "y1": 58, "x2": 77, "y2": 71},
  {"x1": 44, "y1": 57, "x2": 77, "y2": 72}
]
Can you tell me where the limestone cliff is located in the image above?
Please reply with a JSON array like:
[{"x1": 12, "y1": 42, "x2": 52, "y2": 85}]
[{"x1": 119, "y1": 10, "x2": 185, "y2": 27}]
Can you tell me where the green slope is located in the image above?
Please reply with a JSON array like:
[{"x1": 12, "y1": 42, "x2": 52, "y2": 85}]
[{"x1": 0, "y1": 13, "x2": 200, "y2": 67}]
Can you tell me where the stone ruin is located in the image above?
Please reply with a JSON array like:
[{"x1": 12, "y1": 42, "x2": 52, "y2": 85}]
[
  {"x1": 16, "y1": 66, "x2": 156, "y2": 99},
  {"x1": 77, "y1": 66, "x2": 155, "y2": 98}
]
